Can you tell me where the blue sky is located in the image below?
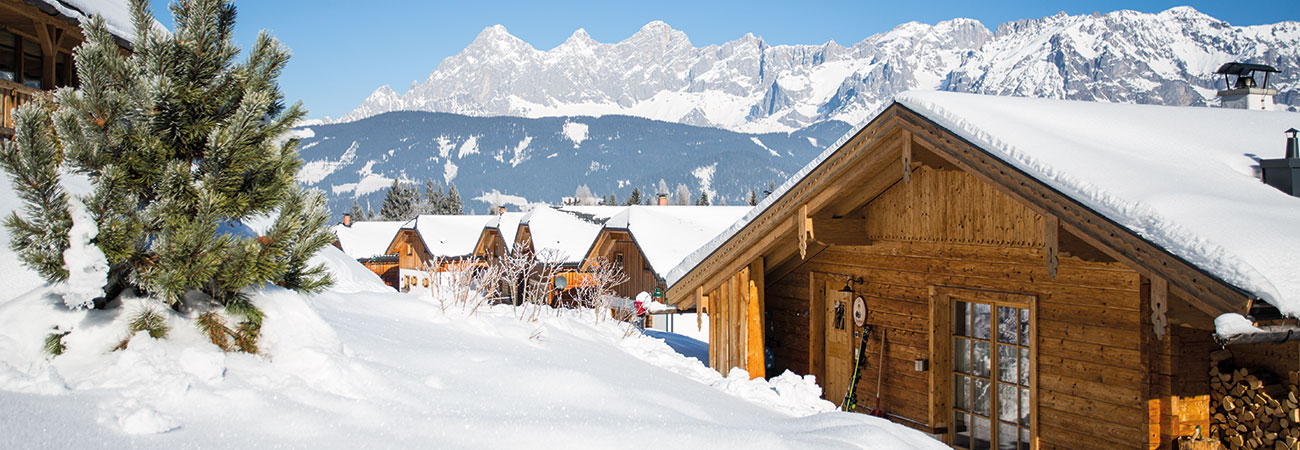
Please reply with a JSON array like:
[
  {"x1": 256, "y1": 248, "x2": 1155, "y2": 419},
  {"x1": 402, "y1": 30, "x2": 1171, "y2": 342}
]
[{"x1": 147, "y1": 0, "x2": 1299, "y2": 121}]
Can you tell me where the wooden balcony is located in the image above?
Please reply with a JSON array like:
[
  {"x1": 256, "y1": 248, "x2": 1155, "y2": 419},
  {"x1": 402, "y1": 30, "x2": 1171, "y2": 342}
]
[{"x1": 0, "y1": 77, "x2": 39, "y2": 137}]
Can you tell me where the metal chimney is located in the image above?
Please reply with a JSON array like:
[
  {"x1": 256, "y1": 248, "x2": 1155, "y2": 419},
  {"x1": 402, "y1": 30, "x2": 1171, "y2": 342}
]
[
  {"x1": 1215, "y1": 63, "x2": 1279, "y2": 111},
  {"x1": 1260, "y1": 129, "x2": 1300, "y2": 197}
]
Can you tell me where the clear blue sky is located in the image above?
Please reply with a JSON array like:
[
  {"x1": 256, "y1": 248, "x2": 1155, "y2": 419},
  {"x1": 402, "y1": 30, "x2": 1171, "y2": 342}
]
[{"x1": 147, "y1": 0, "x2": 1299, "y2": 121}]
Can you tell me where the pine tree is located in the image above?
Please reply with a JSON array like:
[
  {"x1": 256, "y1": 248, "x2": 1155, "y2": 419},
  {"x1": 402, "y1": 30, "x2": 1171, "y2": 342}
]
[
  {"x1": 0, "y1": 0, "x2": 333, "y2": 350},
  {"x1": 624, "y1": 187, "x2": 641, "y2": 206},
  {"x1": 349, "y1": 200, "x2": 367, "y2": 222},
  {"x1": 748, "y1": 189, "x2": 758, "y2": 206},
  {"x1": 695, "y1": 192, "x2": 710, "y2": 206},
  {"x1": 378, "y1": 180, "x2": 419, "y2": 220},
  {"x1": 422, "y1": 180, "x2": 443, "y2": 214},
  {"x1": 444, "y1": 184, "x2": 463, "y2": 214},
  {"x1": 606, "y1": 193, "x2": 617, "y2": 206}
]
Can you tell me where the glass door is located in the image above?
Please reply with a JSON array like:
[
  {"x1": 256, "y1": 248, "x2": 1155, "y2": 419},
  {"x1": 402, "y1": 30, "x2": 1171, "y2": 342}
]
[{"x1": 951, "y1": 300, "x2": 1032, "y2": 450}]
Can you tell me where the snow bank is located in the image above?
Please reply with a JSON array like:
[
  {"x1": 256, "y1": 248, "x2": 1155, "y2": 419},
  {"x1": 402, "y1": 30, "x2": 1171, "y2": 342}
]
[
  {"x1": 60, "y1": 198, "x2": 109, "y2": 309},
  {"x1": 0, "y1": 237, "x2": 945, "y2": 449}
]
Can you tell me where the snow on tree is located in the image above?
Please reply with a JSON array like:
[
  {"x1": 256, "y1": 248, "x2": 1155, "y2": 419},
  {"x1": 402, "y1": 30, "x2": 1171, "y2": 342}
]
[
  {"x1": 657, "y1": 179, "x2": 669, "y2": 196},
  {"x1": 674, "y1": 184, "x2": 691, "y2": 206},
  {"x1": 444, "y1": 184, "x2": 464, "y2": 214},
  {"x1": 422, "y1": 180, "x2": 444, "y2": 215},
  {"x1": 748, "y1": 190, "x2": 758, "y2": 206},
  {"x1": 378, "y1": 180, "x2": 420, "y2": 220},
  {"x1": 570, "y1": 185, "x2": 601, "y2": 206},
  {"x1": 0, "y1": 0, "x2": 334, "y2": 351},
  {"x1": 349, "y1": 200, "x2": 369, "y2": 221}
]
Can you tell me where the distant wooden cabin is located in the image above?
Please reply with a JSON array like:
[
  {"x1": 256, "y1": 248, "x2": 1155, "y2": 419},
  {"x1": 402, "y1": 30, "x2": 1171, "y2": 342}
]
[
  {"x1": 580, "y1": 206, "x2": 749, "y2": 300},
  {"x1": 0, "y1": 0, "x2": 141, "y2": 136},
  {"x1": 385, "y1": 215, "x2": 497, "y2": 292},
  {"x1": 664, "y1": 91, "x2": 1300, "y2": 449},
  {"x1": 473, "y1": 212, "x2": 524, "y2": 263},
  {"x1": 332, "y1": 220, "x2": 406, "y2": 288},
  {"x1": 514, "y1": 206, "x2": 616, "y2": 268}
]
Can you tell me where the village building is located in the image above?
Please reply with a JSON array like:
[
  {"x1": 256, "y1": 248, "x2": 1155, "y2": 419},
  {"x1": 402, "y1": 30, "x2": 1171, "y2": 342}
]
[
  {"x1": 472, "y1": 211, "x2": 525, "y2": 263},
  {"x1": 582, "y1": 205, "x2": 750, "y2": 299},
  {"x1": 664, "y1": 89, "x2": 1300, "y2": 449},
  {"x1": 0, "y1": 0, "x2": 146, "y2": 136},
  {"x1": 387, "y1": 214, "x2": 498, "y2": 293},
  {"x1": 331, "y1": 219, "x2": 406, "y2": 288}
]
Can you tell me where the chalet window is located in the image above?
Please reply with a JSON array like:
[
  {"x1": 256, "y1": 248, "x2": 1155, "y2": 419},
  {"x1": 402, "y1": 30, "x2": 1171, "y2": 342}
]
[
  {"x1": 21, "y1": 36, "x2": 41, "y2": 88},
  {"x1": 0, "y1": 29, "x2": 15, "y2": 81},
  {"x1": 951, "y1": 299, "x2": 1032, "y2": 450},
  {"x1": 614, "y1": 252, "x2": 624, "y2": 268}
]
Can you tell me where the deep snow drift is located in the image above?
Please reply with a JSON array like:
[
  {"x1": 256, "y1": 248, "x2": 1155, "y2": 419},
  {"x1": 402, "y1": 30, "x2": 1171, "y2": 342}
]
[{"x1": 0, "y1": 173, "x2": 943, "y2": 449}]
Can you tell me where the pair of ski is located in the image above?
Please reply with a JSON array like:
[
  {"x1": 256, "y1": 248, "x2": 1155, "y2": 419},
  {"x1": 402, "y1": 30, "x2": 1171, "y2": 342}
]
[{"x1": 841, "y1": 325, "x2": 886, "y2": 417}]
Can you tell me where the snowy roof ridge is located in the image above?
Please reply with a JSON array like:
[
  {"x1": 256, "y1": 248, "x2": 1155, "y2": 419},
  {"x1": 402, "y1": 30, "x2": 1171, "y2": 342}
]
[
  {"x1": 670, "y1": 90, "x2": 1300, "y2": 317},
  {"x1": 409, "y1": 215, "x2": 497, "y2": 259},
  {"x1": 332, "y1": 221, "x2": 406, "y2": 259},
  {"x1": 31, "y1": 0, "x2": 166, "y2": 47},
  {"x1": 664, "y1": 104, "x2": 885, "y2": 287},
  {"x1": 604, "y1": 206, "x2": 753, "y2": 279}
]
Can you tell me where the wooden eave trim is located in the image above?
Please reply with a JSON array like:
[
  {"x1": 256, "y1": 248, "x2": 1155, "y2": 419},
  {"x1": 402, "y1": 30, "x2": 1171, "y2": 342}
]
[
  {"x1": 891, "y1": 103, "x2": 1250, "y2": 316},
  {"x1": 665, "y1": 108, "x2": 908, "y2": 305},
  {"x1": 12, "y1": 0, "x2": 132, "y2": 51}
]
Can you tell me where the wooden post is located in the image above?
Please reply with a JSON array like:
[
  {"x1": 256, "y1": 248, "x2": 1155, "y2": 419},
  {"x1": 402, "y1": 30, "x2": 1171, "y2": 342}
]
[
  {"x1": 798, "y1": 205, "x2": 811, "y2": 259},
  {"x1": 1044, "y1": 215, "x2": 1059, "y2": 279},
  {"x1": 1151, "y1": 276, "x2": 1168, "y2": 340},
  {"x1": 902, "y1": 130, "x2": 913, "y2": 184},
  {"x1": 746, "y1": 258, "x2": 766, "y2": 379},
  {"x1": 34, "y1": 21, "x2": 54, "y2": 90}
]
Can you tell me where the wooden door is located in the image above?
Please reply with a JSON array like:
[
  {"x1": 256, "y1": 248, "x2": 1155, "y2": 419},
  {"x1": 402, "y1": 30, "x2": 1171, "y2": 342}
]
[{"x1": 824, "y1": 280, "x2": 854, "y2": 406}]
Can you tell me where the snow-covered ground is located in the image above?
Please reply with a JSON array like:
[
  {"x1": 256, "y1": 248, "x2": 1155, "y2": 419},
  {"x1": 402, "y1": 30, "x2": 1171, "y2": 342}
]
[{"x1": 0, "y1": 175, "x2": 944, "y2": 449}]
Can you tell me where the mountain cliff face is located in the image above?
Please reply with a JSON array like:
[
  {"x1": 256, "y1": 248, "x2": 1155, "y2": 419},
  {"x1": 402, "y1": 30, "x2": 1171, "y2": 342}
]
[{"x1": 336, "y1": 7, "x2": 1299, "y2": 132}]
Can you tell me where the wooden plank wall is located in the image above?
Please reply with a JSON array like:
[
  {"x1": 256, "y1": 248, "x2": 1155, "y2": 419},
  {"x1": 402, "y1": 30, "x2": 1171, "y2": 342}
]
[
  {"x1": 603, "y1": 237, "x2": 661, "y2": 299},
  {"x1": 763, "y1": 166, "x2": 1147, "y2": 447}
]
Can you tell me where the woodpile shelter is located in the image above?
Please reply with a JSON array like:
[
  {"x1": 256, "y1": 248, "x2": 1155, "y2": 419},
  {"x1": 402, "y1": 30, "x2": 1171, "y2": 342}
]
[
  {"x1": 0, "y1": 0, "x2": 145, "y2": 136},
  {"x1": 663, "y1": 91, "x2": 1300, "y2": 449}
]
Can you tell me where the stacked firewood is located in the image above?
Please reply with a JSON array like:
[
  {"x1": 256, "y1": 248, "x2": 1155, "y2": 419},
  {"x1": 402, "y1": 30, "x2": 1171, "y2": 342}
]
[{"x1": 1210, "y1": 351, "x2": 1300, "y2": 450}]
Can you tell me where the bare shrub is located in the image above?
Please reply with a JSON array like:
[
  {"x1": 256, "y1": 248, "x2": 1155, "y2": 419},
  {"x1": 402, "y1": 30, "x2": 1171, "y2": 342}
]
[{"x1": 572, "y1": 257, "x2": 629, "y2": 324}]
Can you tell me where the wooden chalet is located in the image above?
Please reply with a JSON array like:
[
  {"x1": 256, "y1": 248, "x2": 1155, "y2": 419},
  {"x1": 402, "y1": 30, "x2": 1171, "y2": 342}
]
[
  {"x1": 513, "y1": 206, "x2": 617, "y2": 268},
  {"x1": 472, "y1": 212, "x2": 524, "y2": 263},
  {"x1": 332, "y1": 220, "x2": 407, "y2": 288},
  {"x1": 386, "y1": 215, "x2": 497, "y2": 292},
  {"x1": 0, "y1": 0, "x2": 140, "y2": 136},
  {"x1": 580, "y1": 205, "x2": 750, "y2": 300},
  {"x1": 663, "y1": 91, "x2": 1300, "y2": 449}
]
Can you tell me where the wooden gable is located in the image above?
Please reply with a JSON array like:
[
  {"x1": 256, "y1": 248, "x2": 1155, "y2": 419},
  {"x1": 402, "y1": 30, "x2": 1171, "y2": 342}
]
[{"x1": 583, "y1": 229, "x2": 661, "y2": 300}]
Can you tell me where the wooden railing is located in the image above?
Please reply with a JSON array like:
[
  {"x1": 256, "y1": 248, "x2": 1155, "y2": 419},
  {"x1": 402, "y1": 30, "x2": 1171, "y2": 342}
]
[{"x1": 0, "y1": 79, "x2": 42, "y2": 138}]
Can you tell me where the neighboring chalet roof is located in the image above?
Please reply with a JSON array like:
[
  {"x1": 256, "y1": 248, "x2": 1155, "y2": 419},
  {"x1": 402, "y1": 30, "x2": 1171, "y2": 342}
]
[
  {"x1": 595, "y1": 206, "x2": 751, "y2": 280},
  {"x1": 407, "y1": 215, "x2": 498, "y2": 258},
  {"x1": 668, "y1": 90, "x2": 1300, "y2": 317},
  {"x1": 558, "y1": 205, "x2": 630, "y2": 222},
  {"x1": 518, "y1": 206, "x2": 608, "y2": 264},
  {"x1": 485, "y1": 212, "x2": 526, "y2": 252},
  {"x1": 25, "y1": 0, "x2": 160, "y2": 47},
  {"x1": 332, "y1": 221, "x2": 406, "y2": 259}
]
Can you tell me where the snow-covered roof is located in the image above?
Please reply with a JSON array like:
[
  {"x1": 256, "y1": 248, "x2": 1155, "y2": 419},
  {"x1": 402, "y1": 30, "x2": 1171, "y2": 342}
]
[
  {"x1": 332, "y1": 221, "x2": 405, "y2": 259},
  {"x1": 602, "y1": 206, "x2": 751, "y2": 279},
  {"x1": 670, "y1": 90, "x2": 1300, "y2": 316},
  {"x1": 518, "y1": 207, "x2": 606, "y2": 264},
  {"x1": 485, "y1": 212, "x2": 525, "y2": 251},
  {"x1": 30, "y1": 0, "x2": 159, "y2": 45},
  {"x1": 558, "y1": 205, "x2": 629, "y2": 221},
  {"x1": 408, "y1": 215, "x2": 498, "y2": 258}
]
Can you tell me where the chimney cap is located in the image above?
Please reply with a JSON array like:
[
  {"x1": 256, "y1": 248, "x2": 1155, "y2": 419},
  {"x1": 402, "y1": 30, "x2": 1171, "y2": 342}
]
[{"x1": 1216, "y1": 62, "x2": 1279, "y2": 76}]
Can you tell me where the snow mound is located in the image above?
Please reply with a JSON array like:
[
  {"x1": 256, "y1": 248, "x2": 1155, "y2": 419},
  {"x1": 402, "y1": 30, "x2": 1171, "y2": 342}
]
[{"x1": 0, "y1": 221, "x2": 945, "y2": 448}]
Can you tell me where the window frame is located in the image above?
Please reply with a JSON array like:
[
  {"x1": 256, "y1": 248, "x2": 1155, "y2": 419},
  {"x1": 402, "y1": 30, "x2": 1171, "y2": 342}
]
[{"x1": 930, "y1": 286, "x2": 1037, "y2": 450}]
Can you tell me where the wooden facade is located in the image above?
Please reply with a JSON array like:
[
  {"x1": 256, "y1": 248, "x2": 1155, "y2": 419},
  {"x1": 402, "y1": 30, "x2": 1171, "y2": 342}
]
[
  {"x1": 0, "y1": 0, "x2": 122, "y2": 136},
  {"x1": 666, "y1": 103, "x2": 1284, "y2": 449},
  {"x1": 583, "y1": 229, "x2": 662, "y2": 300}
]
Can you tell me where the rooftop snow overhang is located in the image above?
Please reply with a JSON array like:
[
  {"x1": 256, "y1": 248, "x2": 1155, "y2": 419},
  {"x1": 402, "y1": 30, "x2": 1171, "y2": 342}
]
[{"x1": 665, "y1": 100, "x2": 1257, "y2": 317}]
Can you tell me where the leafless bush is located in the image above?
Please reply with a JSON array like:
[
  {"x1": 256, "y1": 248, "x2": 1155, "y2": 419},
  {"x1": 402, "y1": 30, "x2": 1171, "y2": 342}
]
[{"x1": 572, "y1": 257, "x2": 630, "y2": 324}]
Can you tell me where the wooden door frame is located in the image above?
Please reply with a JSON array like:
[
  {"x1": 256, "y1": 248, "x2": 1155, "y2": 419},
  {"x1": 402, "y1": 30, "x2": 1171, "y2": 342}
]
[{"x1": 930, "y1": 285, "x2": 1039, "y2": 449}]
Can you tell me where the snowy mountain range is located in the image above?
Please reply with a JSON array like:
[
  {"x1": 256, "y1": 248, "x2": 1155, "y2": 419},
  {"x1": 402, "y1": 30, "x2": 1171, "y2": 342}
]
[
  {"x1": 335, "y1": 7, "x2": 1300, "y2": 133},
  {"x1": 296, "y1": 113, "x2": 850, "y2": 215}
]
